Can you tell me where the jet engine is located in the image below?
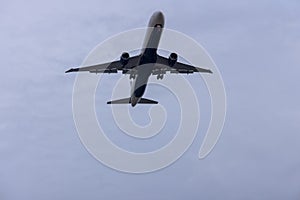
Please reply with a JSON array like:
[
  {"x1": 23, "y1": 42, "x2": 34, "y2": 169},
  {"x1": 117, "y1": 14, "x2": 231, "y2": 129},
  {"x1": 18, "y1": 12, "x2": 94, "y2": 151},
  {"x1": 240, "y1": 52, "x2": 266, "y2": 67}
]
[
  {"x1": 168, "y1": 53, "x2": 178, "y2": 66},
  {"x1": 120, "y1": 52, "x2": 130, "y2": 65}
]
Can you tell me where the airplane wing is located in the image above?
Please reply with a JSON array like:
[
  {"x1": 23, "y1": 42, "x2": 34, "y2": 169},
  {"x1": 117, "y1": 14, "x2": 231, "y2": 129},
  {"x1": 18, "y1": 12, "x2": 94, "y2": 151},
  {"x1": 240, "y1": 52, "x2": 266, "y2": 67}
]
[
  {"x1": 154, "y1": 55, "x2": 212, "y2": 74},
  {"x1": 65, "y1": 54, "x2": 212, "y2": 75},
  {"x1": 65, "y1": 55, "x2": 140, "y2": 74}
]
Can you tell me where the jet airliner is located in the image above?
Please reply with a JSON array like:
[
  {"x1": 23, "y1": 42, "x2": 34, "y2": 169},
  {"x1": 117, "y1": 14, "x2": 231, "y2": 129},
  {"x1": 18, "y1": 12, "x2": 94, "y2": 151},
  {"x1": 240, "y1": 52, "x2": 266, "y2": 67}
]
[{"x1": 66, "y1": 11, "x2": 212, "y2": 107}]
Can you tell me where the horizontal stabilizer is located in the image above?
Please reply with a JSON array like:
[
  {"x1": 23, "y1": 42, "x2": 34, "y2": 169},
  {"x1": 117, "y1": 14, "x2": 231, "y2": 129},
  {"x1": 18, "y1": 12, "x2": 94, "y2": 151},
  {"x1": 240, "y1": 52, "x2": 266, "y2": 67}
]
[
  {"x1": 107, "y1": 98, "x2": 131, "y2": 104},
  {"x1": 107, "y1": 98, "x2": 158, "y2": 104},
  {"x1": 139, "y1": 98, "x2": 158, "y2": 104}
]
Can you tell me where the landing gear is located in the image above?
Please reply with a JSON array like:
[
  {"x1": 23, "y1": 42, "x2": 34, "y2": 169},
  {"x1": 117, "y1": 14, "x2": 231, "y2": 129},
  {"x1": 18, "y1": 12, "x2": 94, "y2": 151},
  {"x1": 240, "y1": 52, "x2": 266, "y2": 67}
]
[
  {"x1": 130, "y1": 73, "x2": 136, "y2": 79},
  {"x1": 157, "y1": 74, "x2": 164, "y2": 80}
]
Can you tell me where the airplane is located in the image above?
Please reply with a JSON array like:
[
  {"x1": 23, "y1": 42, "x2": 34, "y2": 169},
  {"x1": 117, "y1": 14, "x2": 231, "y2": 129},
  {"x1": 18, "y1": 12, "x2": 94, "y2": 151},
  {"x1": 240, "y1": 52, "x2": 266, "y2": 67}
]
[{"x1": 65, "y1": 11, "x2": 212, "y2": 107}]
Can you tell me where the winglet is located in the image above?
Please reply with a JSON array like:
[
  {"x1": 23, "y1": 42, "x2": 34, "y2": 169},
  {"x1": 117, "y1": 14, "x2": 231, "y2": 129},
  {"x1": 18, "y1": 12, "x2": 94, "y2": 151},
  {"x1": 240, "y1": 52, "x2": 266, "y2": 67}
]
[{"x1": 65, "y1": 68, "x2": 79, "y2": 73}]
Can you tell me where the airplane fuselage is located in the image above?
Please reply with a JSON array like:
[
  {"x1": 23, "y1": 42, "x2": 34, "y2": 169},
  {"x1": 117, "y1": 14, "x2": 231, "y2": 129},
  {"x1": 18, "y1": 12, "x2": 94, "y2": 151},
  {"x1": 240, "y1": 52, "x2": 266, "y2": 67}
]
[{"x1": 130, "y1": 11, "x2": 165, "y2": 106}]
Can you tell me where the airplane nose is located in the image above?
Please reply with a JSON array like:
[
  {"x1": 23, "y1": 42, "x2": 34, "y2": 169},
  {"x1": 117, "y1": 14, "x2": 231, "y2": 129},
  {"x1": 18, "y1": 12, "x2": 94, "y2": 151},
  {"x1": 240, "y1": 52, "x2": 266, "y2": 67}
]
[
  {"x1": 154, "y1": 11, "x2": 164, "y2": 25},
  {"x1": 155, "y1": 11, "x2": 164, "y2": 18},
  {"x1": 149, "y1": 11, "x2": 165, "y2": 27}
]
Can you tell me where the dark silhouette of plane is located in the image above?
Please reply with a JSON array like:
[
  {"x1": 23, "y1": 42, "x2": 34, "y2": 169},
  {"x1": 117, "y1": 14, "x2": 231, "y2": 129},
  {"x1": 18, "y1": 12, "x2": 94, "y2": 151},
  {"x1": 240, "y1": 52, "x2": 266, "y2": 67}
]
[{"x1": 65, "y1": 11, "x2": 212, "y2": 107}]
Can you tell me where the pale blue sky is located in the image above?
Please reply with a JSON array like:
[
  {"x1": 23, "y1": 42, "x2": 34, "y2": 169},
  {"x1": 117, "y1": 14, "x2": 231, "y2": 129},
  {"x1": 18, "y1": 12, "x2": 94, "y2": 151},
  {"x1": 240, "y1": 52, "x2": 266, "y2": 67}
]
[{"x1": 1, "y1": 0, "x2": 300, "y2": 199}]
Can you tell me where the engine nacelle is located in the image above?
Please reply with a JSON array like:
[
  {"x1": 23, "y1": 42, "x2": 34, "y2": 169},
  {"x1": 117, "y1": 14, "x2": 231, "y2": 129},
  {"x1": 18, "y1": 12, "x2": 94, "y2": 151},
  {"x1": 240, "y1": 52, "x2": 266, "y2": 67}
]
[
  {"x1": 168, "y1": 53, "x2": 178, "y2": 66},
  {"x1": 120, "y1": 52, "x2": 130, "y2": 65}
]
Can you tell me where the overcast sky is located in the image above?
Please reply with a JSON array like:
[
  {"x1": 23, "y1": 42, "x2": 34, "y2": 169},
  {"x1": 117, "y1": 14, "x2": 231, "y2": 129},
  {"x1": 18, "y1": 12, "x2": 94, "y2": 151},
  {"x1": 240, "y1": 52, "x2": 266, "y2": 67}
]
[{"x1": 1, "y1": 0, "x2": 300, "y2": 199}]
